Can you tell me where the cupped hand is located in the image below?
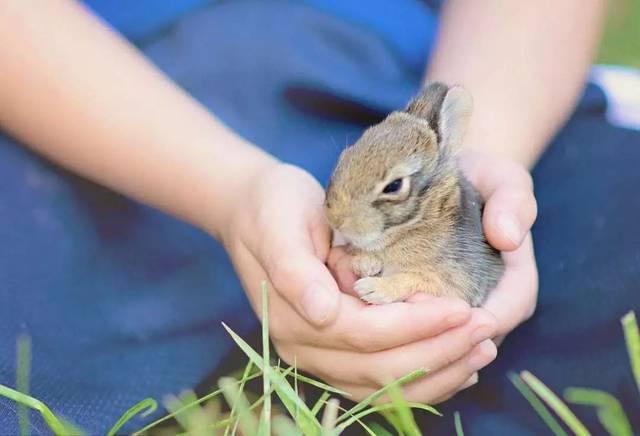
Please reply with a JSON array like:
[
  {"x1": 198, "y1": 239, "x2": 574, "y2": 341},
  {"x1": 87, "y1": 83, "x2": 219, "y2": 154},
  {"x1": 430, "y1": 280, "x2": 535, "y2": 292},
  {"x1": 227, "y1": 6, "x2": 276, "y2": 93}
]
[
  {"x1": 458, "y1": 151, "x2": 539, "y2": 341},
  {"x1": 331, "y1": 151, "x2": 539, "y2": 343},
  {"x1": 328, "y1": 151, "x2": 538, "y2": 400},
  {"x1": 219, "y1": 162, "x2": 498, "y2": 402}
]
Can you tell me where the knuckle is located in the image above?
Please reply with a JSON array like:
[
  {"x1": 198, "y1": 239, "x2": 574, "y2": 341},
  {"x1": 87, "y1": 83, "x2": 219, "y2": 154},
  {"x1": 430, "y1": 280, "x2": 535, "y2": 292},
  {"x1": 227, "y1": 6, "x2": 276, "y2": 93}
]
[
  {"x1": 503, "y1": 160, "x2": 533, "y2": 189},
  {"x1": 434, "y1": 339, "x2": 458, "y2": 368},
  {"x1": 505, "y1": 185, "x2": 534, "y2": 206},
  {"x1": 520, "y1": 169, "x2": 534, "y2": 190},
  {"x1": 343, "y1": 328, "x2": 378, "y2": 352}
]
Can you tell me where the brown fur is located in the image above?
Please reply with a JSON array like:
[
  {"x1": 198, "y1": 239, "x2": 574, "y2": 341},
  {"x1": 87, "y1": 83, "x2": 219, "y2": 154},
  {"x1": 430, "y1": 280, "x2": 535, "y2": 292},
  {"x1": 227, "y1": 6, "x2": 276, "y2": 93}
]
[{"x1": 325, "y1": 82, "x2": 504, "y2": 306}]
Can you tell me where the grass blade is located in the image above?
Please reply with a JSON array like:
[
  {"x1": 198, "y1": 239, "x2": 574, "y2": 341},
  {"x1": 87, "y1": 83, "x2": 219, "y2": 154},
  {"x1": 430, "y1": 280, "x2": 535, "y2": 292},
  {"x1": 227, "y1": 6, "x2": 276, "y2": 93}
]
[
  {"x1": 132, "y1": 372, "x2": 263, "y2": 435},
  {"x1": 520, "y1": 371, "x2": 590, "y2": 436},
  {"x1": 222, "y1": 322, "x2": 321, "y2": 435},
  {"x1": 285, "y1": 372, "x2": 351, "y2": 398},
  {"x1": 311, "y1": 392, "x2": 331, "y2": 417},
  {"x1": 0, "y1": 384, "x2": 79, "y2": 436},
  {"x1": 17, "y1": 335, "x2": 31, "y2": 436},
  {"x1": 367, "y1": 422, "x2": 394, "y2": 436},
  {"x1": 163, "y1": 391, "x2": 199, "y2": 432},
  {"x1": 509, "y1": 373, "x2": 568, "y2": 436},
  {"x1": 107, "y1": 398, "x2": 157, "y2": 436},
  {"x1": 337, "y1": 403, "x2": 440, "y2": 432},
  {"x1": 380, "y1": 409, "x2": 404, "y2": 436},
  {"x1": 454, "y1": 411, "x2": 464, "y2": 436},
  {"x1": 219, "y1": 377, "x2": 258, "y2": 436},
  {"x1": 621, "y1": 311, "x2": 640, "y2": 394},
  {"x1": 225, "y1": 361, "x2": 254, "y2": 436},
  {"x1": 176, "y1": 368, "x2": 294, "y2": 436},
  {"x1": 260, "y1": 282, "x2": 272, "y2": 436},
  {"x1": 387, "y1": 382, "x2": 420, "y2": 436},
  {"x1": 321, "y1": 398, "x2": 339, "y2": 435},
  {"x1": 564, "y1": 387, "x2": 632, "y2": 436},
  {"x1": 273, "y1": 415, "x2": 303, "y2": 436},
  {"x1": 294, "y1": 358, "x2": 299, "y2": 421},
  {"x1": 312, "y1": 398, "x2": 378, "y2": 436},
  {"x1": 337, "y1": 368, "x2": 428, "y2": 424}
]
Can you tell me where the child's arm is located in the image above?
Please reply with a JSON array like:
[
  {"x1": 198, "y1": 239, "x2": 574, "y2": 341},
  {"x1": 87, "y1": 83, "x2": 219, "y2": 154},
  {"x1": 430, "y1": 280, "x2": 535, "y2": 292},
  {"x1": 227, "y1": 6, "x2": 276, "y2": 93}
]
[
  {"x1": 0, "y1": 1, "x2": 492, "y2": 403},
  {"x1": 0, "y1": 0, "x2": 274, "y2": 240},
  {"x1": 427, "y1": 0, "x2": 605, "y2": 168}
]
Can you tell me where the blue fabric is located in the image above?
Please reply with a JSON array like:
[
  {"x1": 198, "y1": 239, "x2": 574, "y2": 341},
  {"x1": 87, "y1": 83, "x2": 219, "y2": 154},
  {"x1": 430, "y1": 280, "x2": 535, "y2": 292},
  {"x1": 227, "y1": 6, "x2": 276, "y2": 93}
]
[
  {"x1": 0, "y1": 1, "x2": 437, "y2": 433},
  {"x1": 1, "y1": 0, "x2": 639, "y2": 434},
  {"x1": 83, "y1": 0, "x2": 213, "y2": 41}
]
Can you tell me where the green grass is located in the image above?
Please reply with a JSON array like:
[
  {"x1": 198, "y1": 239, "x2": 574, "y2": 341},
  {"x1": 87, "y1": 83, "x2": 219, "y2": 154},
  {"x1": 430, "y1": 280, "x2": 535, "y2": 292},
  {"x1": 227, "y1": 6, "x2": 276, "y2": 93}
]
[
  {"x1": 597, "y1": 0, "x2": 640, "y2": 68},
  {"x1": 508, "y1": 310, "x2": 640, "y2": 436},
  {"x1": 1, "y1": 283, "x2": 442, "y2": 435},
  {"x1": 4, "y1": 282, "x2": 640, "y2": 435}
]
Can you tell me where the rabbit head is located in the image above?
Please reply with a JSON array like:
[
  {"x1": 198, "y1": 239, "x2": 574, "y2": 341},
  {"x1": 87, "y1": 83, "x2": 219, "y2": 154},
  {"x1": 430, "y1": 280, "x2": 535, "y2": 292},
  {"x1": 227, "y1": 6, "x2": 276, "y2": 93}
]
[{"x1": 325, "y1": 82, "x2": 473, "y2": 250}]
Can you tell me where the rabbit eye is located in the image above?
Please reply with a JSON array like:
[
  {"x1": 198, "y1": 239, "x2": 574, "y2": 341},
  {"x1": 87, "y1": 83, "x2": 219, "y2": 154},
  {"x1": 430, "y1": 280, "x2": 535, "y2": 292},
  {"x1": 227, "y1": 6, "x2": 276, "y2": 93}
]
[{"x1": 382, "y1": 178, "x2": 403, "y2": 194}]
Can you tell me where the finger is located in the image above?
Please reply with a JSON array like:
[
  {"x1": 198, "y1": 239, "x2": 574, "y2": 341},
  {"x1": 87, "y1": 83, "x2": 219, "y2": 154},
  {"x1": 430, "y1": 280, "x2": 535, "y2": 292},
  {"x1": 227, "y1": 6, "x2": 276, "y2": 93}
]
[
  {"x1": 258, "y1": 217, "x2": 342, "y2": 327},
  {"x1": 254, "y1": 264, "x2": 473, "y2": 351},
  {"x1": 482, "y1": 184, "x2": 537, "y2": 251},
  {"x1": 435, "y1": 372, "x2": 483, "y2": 404},
  {"x1": 274, "y1": 294, "x2": 471, "y2": 351},
  {"x1": 281, "y1": 309, "x2": 497, "y2": 386},
  {"x1": 460, "y1": 152, "x2": 533, "y2": 197},
  {"x1": 244, "y1": 235, "x2": 474, "y2": 352},
  {"x1": 459, "y1": 372, "x2": 479, "y2": 391},
  {"x1": 429, "y1": 372, "x2": 480, "y2": 404},
  {"x1": 459, "y1": 153, "x2": 537, "y2": 250},
  {"x1": 396, "y1": 340, "x2": 496, "y2": 404},
  {"x1": 334, "y1": 340, "x2": 497, "y2": 404},
  {"x1": 483, "y1": 234, "x2": 538, "y2": 336},
  {"x1": 326, "y1": 246, "x2": 358, "y2": 296},
  {"x1": 331, "y1": 295, "x2": 472, "y2": 352}
]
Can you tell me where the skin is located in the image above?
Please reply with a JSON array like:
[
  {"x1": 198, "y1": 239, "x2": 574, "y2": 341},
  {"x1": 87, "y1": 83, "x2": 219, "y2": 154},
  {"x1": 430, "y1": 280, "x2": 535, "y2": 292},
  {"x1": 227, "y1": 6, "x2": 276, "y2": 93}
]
[{"x1": 0, "y1": 0, "x2": 604, "y2": 404}]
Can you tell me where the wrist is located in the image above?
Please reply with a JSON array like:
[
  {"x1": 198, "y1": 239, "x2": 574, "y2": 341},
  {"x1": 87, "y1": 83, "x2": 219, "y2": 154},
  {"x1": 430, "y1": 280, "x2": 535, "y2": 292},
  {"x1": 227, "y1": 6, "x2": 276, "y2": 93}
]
[{"x1": 189, "y1": 133, "x2": 279, "y2": 242}]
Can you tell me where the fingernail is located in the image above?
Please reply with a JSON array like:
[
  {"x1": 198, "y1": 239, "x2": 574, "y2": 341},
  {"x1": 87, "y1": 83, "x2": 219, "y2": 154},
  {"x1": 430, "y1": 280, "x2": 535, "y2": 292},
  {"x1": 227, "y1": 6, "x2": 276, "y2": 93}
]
[
  {"x1": 497, "y1": 212, "x2": 521, "y2": 245},
  {"x1": 301, "y1": 282, "x2": 338, "y2": 325},
  {"x1": 471, "y1": 326, "x2": 494, "y2": 345},
  {"x1": 467, "y1": 340, "x2": 497, "y2": 370}
]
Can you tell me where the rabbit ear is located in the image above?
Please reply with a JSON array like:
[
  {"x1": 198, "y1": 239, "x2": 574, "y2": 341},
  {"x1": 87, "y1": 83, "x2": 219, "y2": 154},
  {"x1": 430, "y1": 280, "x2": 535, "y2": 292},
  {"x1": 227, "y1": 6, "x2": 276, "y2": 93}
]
[{"x1": 406, "y1": 82, "x2": 473, "y2": 150}]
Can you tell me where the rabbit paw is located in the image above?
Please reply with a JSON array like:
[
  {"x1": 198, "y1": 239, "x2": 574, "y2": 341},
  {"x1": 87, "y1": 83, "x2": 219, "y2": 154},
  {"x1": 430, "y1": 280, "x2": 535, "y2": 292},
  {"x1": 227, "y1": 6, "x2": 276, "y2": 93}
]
[
  {"x1": 352, "y1": 253, "x2": 383, "y2": 277},
  {"x1": 354, "y1": 277, "x2": 408, "y2": 304}
]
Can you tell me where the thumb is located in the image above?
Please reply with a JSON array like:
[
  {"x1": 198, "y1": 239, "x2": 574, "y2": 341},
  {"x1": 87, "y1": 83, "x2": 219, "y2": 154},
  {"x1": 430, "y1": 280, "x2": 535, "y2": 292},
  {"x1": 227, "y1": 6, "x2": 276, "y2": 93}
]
[
  {"x1": 262, "y1": 234, "x2": 342, "y2": 328},
  {"x1": 482, "y1": 185, "x2": 537, "y2": 251}
]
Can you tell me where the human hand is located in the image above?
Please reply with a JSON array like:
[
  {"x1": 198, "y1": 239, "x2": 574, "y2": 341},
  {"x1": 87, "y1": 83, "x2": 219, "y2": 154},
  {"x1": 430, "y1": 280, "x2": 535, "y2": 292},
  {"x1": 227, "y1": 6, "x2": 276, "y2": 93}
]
[
  {"x1": 331, "y1": 151, "x2": 538, "y2": 341},
  {"x1": 328, "y1": 151, "x2": 538, "y2": 399},
  {"x1": 220, "y1": 162, "x2": 498, "y2": 402},
  {"x1": 458, "y1": 151, "x2": 539, "y2": 343}
]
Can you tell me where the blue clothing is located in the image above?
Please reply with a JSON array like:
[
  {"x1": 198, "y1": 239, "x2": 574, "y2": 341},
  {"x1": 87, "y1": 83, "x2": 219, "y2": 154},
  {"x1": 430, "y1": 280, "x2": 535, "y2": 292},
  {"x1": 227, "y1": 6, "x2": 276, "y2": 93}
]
[{"x1": 1, "y1": 1, "x2": 638, "y2": 434}]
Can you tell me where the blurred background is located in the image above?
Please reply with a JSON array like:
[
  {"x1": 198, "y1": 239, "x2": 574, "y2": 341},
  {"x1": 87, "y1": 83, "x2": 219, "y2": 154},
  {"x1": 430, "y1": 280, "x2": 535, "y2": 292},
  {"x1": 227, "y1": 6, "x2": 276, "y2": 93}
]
[{"x1": 598, "y1": 0, "x2": 639, "y2": 67}]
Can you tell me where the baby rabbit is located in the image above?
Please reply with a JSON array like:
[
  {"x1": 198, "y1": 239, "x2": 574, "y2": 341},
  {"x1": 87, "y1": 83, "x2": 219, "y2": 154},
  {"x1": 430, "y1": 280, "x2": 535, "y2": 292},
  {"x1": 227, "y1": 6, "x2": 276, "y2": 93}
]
[{"x1": 324, "y1": 82, "x2": 503, "y2": 306}]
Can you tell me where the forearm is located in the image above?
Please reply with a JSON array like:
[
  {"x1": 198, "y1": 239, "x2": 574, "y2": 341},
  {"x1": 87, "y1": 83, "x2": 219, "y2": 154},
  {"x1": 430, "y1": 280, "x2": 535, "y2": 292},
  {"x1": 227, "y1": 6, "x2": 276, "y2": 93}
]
[
  {"x1": 0, "y1": 0, "x2": 274, "y2": 239},
  {"x1": 426, "y1": 0, "x2": 605, "y2": 168}
]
